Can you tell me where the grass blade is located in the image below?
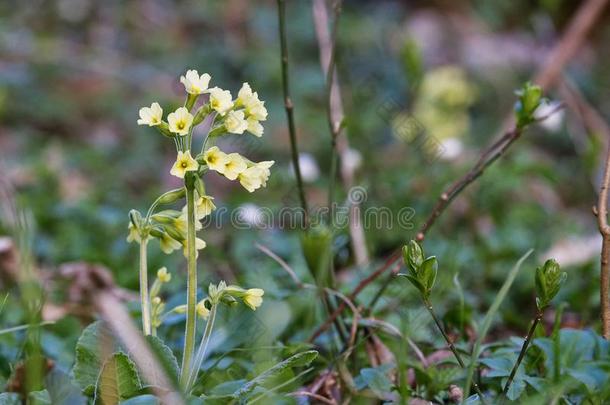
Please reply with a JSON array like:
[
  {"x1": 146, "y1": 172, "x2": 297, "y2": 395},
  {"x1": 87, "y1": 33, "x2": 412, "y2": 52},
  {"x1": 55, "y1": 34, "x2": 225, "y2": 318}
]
[{"x1": 464, "y1": 249, "x2": 533, "y2": 397}]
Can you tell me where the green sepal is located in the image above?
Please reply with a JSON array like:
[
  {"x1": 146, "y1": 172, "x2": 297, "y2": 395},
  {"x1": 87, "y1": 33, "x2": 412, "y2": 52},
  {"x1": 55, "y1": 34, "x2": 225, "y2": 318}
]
[
  {"x1": 420, "y1": 256, "x2": 438, "y2": 292},
  {"x1": 157, "y1": 188, "x2": 186, "y2": 205}
]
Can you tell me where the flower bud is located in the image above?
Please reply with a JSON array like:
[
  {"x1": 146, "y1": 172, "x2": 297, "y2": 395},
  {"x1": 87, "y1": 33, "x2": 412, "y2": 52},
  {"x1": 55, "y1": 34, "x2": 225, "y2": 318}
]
[
  {"x1": 535, "y1": 258, "x2": 566, "y2": 310},
  {"x1": 157, "y1": 188, "x2": 186, "y2": 205}
]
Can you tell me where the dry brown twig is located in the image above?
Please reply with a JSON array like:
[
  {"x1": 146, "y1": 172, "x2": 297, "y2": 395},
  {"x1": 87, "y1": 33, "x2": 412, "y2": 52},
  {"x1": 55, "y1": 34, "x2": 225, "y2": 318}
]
[
  {"x1": 312, "y1": 0, "x2": 369, "y2": 266},
  {"x1": 309, "y1": 0, "x2": 607, "y2": 340},
  {"x1": 596, "y1": 147, "x2": 610, "y2": 338}
]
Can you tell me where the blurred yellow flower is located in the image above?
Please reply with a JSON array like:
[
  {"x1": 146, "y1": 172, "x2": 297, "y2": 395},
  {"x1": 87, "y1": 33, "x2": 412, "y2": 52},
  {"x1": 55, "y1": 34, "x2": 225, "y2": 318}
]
[
  {"x1": 243, "y1": 288, "x2": 264, "y2": 311},
  {"x1": 180, "y1": 69, "x2": 211, "y2": 95},
  {"x1": 203, "y1": 146, "x2": 229, "y2": 173},
  {"x1": 126, "y1": 222, "x2": 141, "y2": 243},
  {"x1": 196, "y1": 300, "x2": 210, "y2": 319},
  {"x1": 246, "y1": 117, "x2": 264, "y2": 137},
  {"x1": 137, "y1": 102, "x2": 163, "y2": 126},
  {"x1": 209, "y1": 87, "x2": 233, "y2": 115},
  {"x1": 159, "y1": 232, "x2": 181, "y2": 254},
  {"x1": 170, "y1": 150, "x2": 199, "y2": 178},
  {"x1": 237, "y1": 83, "x2": 268, "y2": 121},
  {"x1": 182, "y1": 237, "x2": 206, "y2": 258},
  {"x1": 157, "y1": 267, "x2": 172, "y2": 283},
  {"x1": 167, "y1": 107, "x2": 194, "y2": 136},
  {"x1": 238, "y1": 161, "x2": 274, "y2": 192},
  {"x1": 223, "y1": 153, "x2": 247, "y2": 181},
  {"x1": 224, "y1": 110, "x2": 248, "y2": 134}
]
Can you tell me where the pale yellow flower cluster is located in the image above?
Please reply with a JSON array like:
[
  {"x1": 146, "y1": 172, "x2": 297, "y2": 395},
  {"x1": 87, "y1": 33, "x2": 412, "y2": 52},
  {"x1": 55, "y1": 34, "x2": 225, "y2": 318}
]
[{"x1": 203, "y1": 146, "x2": 274, "y2": 193}]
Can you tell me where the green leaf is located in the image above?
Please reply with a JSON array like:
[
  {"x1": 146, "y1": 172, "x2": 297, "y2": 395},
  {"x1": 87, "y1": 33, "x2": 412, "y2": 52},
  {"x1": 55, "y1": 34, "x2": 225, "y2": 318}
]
[
  {"x1": 420, "y1": 256, "x2": 438, "y2": 292},
  {"x1": 94, "y1": 352, "x2": 142, "y2": 405},
  {"x1": 119, "y1": 395, "x2": 159, "y2": 405},
  {"x1": 514, "y1": 82, "x2": 542, "y2": 127},
  {"x1": 359, "y1": 367, "x2": 393, "y2": 399},
  {"x1": 231, "y1": 350, "x2": 318, "y2": 399},
  {"x1": 398, "y1": 273, "x2": 426, "y2": 296},
  {"x1": 73, "y1": 321, "x2": 117, "y2": 396},
  {"x1": 300, "y1": 226, "x2": 333, "y2": 288},
  {"x1": 144, "y1": 335, "x2": 180, "y2": 387},
  {"x1": 0, "y1": 393, "x2": 21, "y2": 405},
  {"x1": 45, "y1": 368, "x2": 87, "y2": 405},
  {"x1": 506, "y1": 378, "x2": 526, "y2": 401},
  {"x1": 464, "y1": 249, "x2": 533, "y2": 397}
]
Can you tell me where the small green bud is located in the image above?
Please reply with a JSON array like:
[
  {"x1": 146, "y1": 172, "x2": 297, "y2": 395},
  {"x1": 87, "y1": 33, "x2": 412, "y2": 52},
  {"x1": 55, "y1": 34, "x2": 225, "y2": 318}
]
[
  {"x1": 300, "y1": 225, "x2": 334, "y2": 288},
  {"x1": 402, "y1": 240, "x2": 424, "y2": 276},
  {"x1": 151, "y1": 210, "x2": 181, "y2": 225},
  {"x1": 535, "y1": 259, "x2": 566, "y2": 310},
  {"x1": 156, "y1": 122, "x2": 175, "y2": 138},
  {"x1": 157, "y1": 188, "x2": 186, "y2": 205},
  {"x1": 149, "y1": 227, "x2": 164, "y2": 238},
  {"x1": 514, "y1": 82, "x2": 542, "y2": 128}
]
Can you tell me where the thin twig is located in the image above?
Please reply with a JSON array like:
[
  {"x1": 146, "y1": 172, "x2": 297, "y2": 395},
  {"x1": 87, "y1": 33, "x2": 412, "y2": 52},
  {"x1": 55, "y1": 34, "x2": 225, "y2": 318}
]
[
  {"x1": 423, "y1": 298, "x2": 488, "y2": 405},
  {"x1": 502, "y1": 310, "x2": 543, "y2": 397},
  {"x1": 255, "y1": 242, "x2": 303, "y2": 287},
  {"x1": 313, "y1": 0, "x2": 369, "y2": 265},
  {"x1": 597, "y1": 142, "x2": 610, "y2": 338},
  {"x1": 277, "y1": 0, "x2": 309, "y2": 220},
  {"x1": 310, "y1": 0, "x2": 605, "y2": 345}
]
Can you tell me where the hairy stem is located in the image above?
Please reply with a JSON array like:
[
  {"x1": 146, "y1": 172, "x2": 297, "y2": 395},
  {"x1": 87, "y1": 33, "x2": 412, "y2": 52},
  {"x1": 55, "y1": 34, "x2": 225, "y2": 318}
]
[
  {"x1": 180, "y1": 183, "x2": 198, "y2": 388},
  {"x1": 139, "y1": 237, "x2": 152, "y2": 335},
  {"x1": 502, "y1": 311, "x2": 543, "y2": 397},
  {"x1": 186, "y1": 304, "x2": 217, "y2": 393},
  {"x1": 423, "y1": 298, "x2": 488, "y2": 405},
  {"x1": 277, "y1": 0, "x2": 308, "y2": 221}
]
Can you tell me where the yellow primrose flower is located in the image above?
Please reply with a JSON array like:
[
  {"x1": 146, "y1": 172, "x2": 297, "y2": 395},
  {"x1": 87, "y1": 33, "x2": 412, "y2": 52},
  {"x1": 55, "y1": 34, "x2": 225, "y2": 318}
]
[
  {"x1": 209, "y1": 87, "x2": 233, "y2": 115},
  {"x1": 167, "y1": 107, "x2": 194, "y2": 135},
  {"x1": 157, "y1": 267, "x2": 171, "y2": 283},
  {"x1": 243, "y1": 288, "x2": 264, "y2": 311},
  {"x1": 238, "y1": 161, "x2": 274, "y2": 192},
  {"x1": 180, "y1": 69, "x2": 211, "y2": 95},
  {"x1": 182, "y1": 237, "x2": 206, "y2": 258},
  {"x1": 246, "y1": 117, "x2": 264, "y2": 137},
  {"x1": 170, "y1": 150, "x2": 199, "y2": 178},
  {"x1": 222, "y1": 153, "x2": 247, "y2": 181},
  {"x1": 137, "y1": 102, "x2": 163, "y2": 126},
  {"x1": 237, "y1": 83, "x2": 267, "y2": 121},
  {"x1": 196, "y1": 300, "x2": 210, "y2": 319},
  {"x1": 203, "y1": 146, "x2": 230, "y2": 173},
  {"x1": 196, "y1": 195, "x2": 216, "y2": 219},
  {"x1": 159, "y1": 232, "x2": 181, "y2": 254},
  {"x1": 126, "y1": 222, "x2": 141, "y2": 243},
  {"x1": 224, "y1": 110, "x2": 248, "y2": 134},
  {"x1": 174, "y1": 211, "x2": 203, "y2": 234}
]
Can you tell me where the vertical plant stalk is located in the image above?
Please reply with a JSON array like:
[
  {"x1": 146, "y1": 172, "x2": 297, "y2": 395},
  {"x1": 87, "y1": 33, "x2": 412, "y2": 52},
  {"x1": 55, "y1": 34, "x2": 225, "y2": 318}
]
[
  {"x1": 139, "y1": 237, "x2": 152, "y2": 336},
  {"x1": 423, "y1": 298, "x2": 488, "y2": 405},
  {"x1": 180, "y1": 183, "x2": 198, "y2": 387},
  {"x1": 277, "y1": 0, "x2": 308, "y2": 221},
  {"x1": 186, "y1": 304, "x2": 218, "y2": 392},
  {"x1": 502, "y1": 310, "x2": 543, "y2": 396},
  {"x1": 597, "y1": 142, "x2": 610, "y2": 339}
]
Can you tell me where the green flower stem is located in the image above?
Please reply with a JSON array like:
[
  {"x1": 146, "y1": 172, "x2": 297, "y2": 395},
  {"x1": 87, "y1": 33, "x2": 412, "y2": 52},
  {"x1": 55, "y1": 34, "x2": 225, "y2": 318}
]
[
  {"x1": 180, "y1": 181, "x2": 198, "y2": 388},
  {"x1": 502, "y1": 310, "x2": 543, "y2": 398},
  {"x1": 139, "y1": 237, "x2": 152, "y2": 335},
  {"x1": 423, "y1": 298, "x2": 488, "y2": 405},
  {"x1": 186, "y1": 304, "x2": 217, "y2": 393}
]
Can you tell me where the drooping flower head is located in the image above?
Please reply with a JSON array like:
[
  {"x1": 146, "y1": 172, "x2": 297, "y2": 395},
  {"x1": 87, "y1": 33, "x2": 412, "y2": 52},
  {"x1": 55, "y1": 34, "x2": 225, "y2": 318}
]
[
  {"x1": 209, "y1": 87, "x2": 233, "y2": 116},
  {"x1": 137, "y1": 102, "x2": 163, "y2": 127},
  {"x1": 180, "y1": 70, "x2": 211, "y2": 95}
]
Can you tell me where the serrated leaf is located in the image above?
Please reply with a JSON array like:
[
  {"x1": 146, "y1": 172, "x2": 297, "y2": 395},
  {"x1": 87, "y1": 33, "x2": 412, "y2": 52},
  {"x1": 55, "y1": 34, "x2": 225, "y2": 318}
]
[
  {"x1": 45, "y1": 368, "x2": 87, "y2": 405},
  {"x1": 232, "y1": 350, "x2": 318, "y2": 399},
  {"x1": 144, "y1": 335, "x2": 180, "y2": 387},
  {"x1": 94, "y1": 352, "x2": 142, "y2": 405},
  {"x1": 73, "y1": 321, "x2": 117, "y2": 395}
]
